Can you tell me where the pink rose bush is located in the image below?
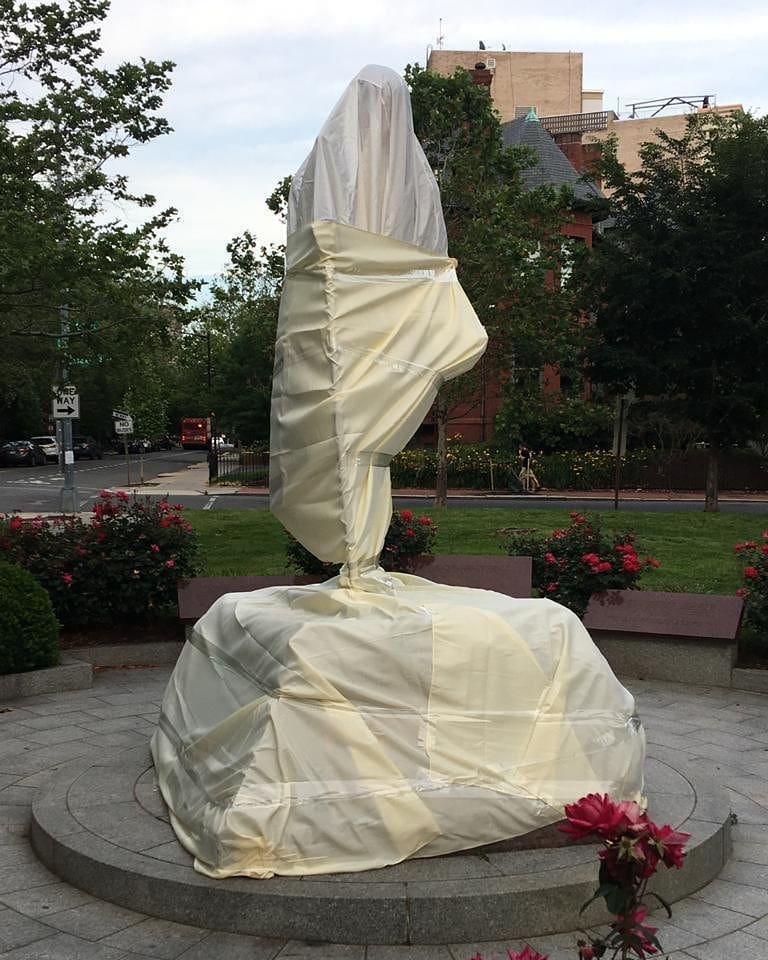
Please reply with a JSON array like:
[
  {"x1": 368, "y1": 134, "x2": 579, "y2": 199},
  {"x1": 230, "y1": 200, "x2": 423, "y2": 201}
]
[
  {"x1": 505, "y1": 513, "x2": 659, "y2": 618},
  {"x1": 467, "y1": 793, "x2": 689, "y2": 960},
  {"x1": 735, "y1": 531, "x2": 768, "y2": 647},
  {"x1": 0, "y1": 494, "x2": 197, "y2": 627},
  {"x1": 286, "y1": 508, "x2": 437, "y2": 578}
]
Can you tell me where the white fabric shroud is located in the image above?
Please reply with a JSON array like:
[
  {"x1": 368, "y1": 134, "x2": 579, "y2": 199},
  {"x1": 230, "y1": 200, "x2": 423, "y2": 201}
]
[{"x1": 152, "y1": 65, "x2": 645, "y2": 880}]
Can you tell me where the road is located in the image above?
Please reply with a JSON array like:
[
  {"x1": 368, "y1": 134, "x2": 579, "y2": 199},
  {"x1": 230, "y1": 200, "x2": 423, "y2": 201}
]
[
  {"x1": 2, "y1": 449, "x2": 768, "y2": 514},
  {"x1": 0, "y1": 449, "x2": 208, "y2": 515}
]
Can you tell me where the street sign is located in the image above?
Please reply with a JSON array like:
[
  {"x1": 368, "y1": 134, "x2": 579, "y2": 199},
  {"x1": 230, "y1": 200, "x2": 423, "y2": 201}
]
[
  {"x1": 114, "y1": 418, "x2": 133, "y2": 434},
  {"x1": 52, "y1": 384, "x2": 80, "y2": 419},
  {"x1": 112, "y1": 409, "x2": 132, "y2": 421}
]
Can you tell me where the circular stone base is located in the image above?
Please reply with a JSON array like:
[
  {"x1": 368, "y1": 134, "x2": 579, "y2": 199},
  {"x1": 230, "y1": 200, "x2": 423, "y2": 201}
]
[{"x1": 31, "y1": 746, "x2": 732, "y2": 945}]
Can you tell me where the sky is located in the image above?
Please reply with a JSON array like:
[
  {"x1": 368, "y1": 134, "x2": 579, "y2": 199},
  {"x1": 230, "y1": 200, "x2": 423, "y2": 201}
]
[{"x1": 96, "y1": 0, "x2": 768, "y2": 285}]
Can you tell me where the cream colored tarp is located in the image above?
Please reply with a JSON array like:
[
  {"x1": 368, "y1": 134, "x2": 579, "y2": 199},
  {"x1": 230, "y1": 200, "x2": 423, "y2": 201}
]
[
  {"x1": 269, "y1": 219, "x2": 487, "y2": 579},
  {"x1": 152, "y1": 65, "x2": 645, "y2": 880},
  {"x1": 153, "y1": 576, "x2": 644, "y2": 879}
]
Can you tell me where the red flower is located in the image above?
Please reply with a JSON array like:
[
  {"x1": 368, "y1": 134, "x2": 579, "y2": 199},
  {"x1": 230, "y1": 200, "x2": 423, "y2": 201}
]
[
  {"x1": 418, "y1": 515, "x2": 432, "y2": 526},
  {"x1": 545, "y1": 581, "x2": 558, "y2": 592},
  {"x1": 646, "y1": 556, "x2": 660, "y2": 568},
  {"x1": 9, "y1": 515, "x2": 23, "y2": 531},
  {"x1": 404, "y1": 528, "x2": 415, "y2": 538},
  {"x1": 596, "y1": 561, "x2": 612, "y2": 574},
  {"x1": 399, "y1": 509, "x2": 413, "y2": 522},
  {"x1": 60, "y1": 572, "x2": 73, "y2": 585},
  {"x1": 736, "y1": 587, "x2": 748, "y2": 597},
  {"x1": 582, "y1": 552, "x2": 601, "y2": 566},
  {"x1": 75, "y1": 545, "x2": 87, "y2": 556},
  {"x1": 622, "y1": 556, "x2": 642, "y2": 573},
  {"x1": 172, "y1": 503, "x2": 184, "y2": 510},
  {"x1": 734, "y1": 543, "x2": 745, "y2": 552},
  {"x1": 745, "y1": 566, "x2": 759, "y2": 579},
  {"x1": 544, "y1": 551, "x2": 557, "y2": 564},
  {"x1": 506, "y1": 947, "x2": 549, "y2": 960},
  {"x1": 164, "y1": 558, "x2": 175, "y2": 569},
  {"x1": 762, "y1": 544, "x2": 768, "y2": 554},
  {"x1": 646, "y1": 822, "x2": 689, "y2": 869},
  {"x1": 115, "y1": 490, "x2": 130, "y2": 501},
  {"x1": 569, "y1": 512, "x2": 586, "y2": 524},
  {"x1": 560, "y1": 793, "x2": 647, "y2": 841},
  {"x1": 577, "y1": 943, "x2": 596, "y2": 959},
  {"x1": 150, "y1": 543, "x2": 160, "y2": 553},
  {"x1": 99, "y1": 489, "x2": 112, "y2": 499}
]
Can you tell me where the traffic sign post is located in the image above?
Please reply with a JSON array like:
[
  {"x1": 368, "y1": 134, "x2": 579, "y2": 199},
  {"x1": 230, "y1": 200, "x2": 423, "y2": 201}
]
[
  {"x1": 113, "y1": 411, "x2": 135, "y2": 486},
  {"x1": 52, "y1": 385, "x2": 80, "y2": 420},
  {"x1": 52, "y1": 383, "x2": 78, "y2": 512}
]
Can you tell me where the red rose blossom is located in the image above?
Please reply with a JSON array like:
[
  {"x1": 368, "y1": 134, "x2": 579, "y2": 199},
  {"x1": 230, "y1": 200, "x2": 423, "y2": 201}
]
[
  {"x1": 399, "y1": 509, "x2": 413, "y2": 522},
  {"x1": 560, "y1": 793, "x2": 647, "y2": 841},
  {"x1": 745, "y1": 566, "x2": 759, "y2": 579},
  {"x1": 60, "y1": 572, "x2": 73, "y2": 585}
]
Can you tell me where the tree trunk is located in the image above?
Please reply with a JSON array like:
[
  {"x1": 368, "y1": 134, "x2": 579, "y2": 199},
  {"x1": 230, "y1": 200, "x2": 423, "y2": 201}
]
[
  {"x1": 704, "y1": 443, "x2": 720, "y2": 512},
  {"x1": 434, "y1": 396, "x2": 448, "y2": 508}
]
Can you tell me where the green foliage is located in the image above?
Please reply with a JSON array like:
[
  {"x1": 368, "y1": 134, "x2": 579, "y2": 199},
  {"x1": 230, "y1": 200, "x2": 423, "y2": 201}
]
[
  {"x1": 392, "y1": 442, "x2": 522, "y2": 491},
  {"x1": 577, "y1": 112, "x2": 768, "y2": 505},
  {"x1": 735, "y1": 531, "x2": 768, "y2": 648},
  {"x1": 0, "y1": 0, "x2": 194, "y2": 438},
  {"x1": 0, "y1": 559, "x2": 59, "y2": 675},
  {"x1": 286, "y1": 509, "x2": 438, "y2": 578},
  {"x1": 0, "y1": 494, "x2": 198, "y2": 626},
  {"x1": 168, "y1": 230, "x2": 283, "y2": 445},
  {"x1": 503, "y1": 511, "x2": 659, "y2": 618},
  {"x1": 494, "y1": 390, "x2": 614, "y2": 452}
]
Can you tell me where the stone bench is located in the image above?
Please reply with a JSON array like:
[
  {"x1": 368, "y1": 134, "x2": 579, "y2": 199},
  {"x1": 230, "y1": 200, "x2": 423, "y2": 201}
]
[
  {"x1": 177, "y1": 568, "x2": 748, "y2": 689},
  {"x1": 583, "y1": 589, "x2": 744, "y2": 687},
  {"x1": 177, "y1": 555, "x2": 533, "y2": 632}
]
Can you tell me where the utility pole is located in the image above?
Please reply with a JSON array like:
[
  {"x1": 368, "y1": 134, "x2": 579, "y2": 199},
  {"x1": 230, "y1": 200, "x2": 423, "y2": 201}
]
[{"x1": 54, "y1": 108, "x2": 78, "y2": 513}]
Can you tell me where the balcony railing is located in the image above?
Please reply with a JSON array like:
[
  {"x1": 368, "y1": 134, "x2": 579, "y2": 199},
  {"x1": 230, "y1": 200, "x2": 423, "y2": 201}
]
[{"x1": 540, "y1": 110, "x2": 615, "y2": 136}]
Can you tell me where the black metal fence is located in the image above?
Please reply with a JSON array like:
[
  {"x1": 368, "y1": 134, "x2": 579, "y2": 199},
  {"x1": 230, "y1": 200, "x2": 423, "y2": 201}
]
[{"x1": 208, "y1": 449, "x2": 269, "y2": 486}]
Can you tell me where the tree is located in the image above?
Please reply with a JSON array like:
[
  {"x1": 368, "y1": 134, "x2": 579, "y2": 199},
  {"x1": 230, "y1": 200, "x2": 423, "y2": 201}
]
[
  {"x1": 202, "y1": 231, "x2": 283, "y2": 445},
  {"x1": 405, "y1": 65, "x2": 579, "y2": 504},
  {"x1": 0, "y1": 0, "x2": 193, "y2": 438},
  {"x1": 578, "y1": 112, "x2": 768, "y2": 510}
]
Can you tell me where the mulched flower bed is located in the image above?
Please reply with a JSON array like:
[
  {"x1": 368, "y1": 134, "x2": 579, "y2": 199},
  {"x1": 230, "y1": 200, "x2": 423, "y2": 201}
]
[{"x1": 58, "y1": 619, "x2": 184, "y2": 651}]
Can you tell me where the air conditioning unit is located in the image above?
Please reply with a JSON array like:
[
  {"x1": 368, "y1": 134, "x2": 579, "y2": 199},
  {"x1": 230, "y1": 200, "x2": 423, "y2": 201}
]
[{"x1": 486, "y1": 57, "x2": 497, "y2": 69}]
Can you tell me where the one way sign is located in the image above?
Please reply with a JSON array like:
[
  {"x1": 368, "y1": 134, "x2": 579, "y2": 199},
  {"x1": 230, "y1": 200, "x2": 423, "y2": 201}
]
[{"x1": 52, "y1": 385, "x2": 80, "y2": 419}]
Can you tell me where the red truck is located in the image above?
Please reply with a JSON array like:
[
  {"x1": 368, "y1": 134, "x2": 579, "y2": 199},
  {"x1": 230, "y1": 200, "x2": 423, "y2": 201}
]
[{"x1": 180, "y1": 417, "x2": 211, "y2": 450}]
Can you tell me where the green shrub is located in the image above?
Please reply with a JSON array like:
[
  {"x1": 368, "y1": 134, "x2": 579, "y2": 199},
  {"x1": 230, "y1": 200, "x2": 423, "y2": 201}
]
[
  {"x1": 286, "y1": 508, "x2": 438, "y2": 578},
  {"x1": 0, "y1": 560, "x2": 60, "y2": 675},
  {"x1": 0, "y1": 493, "x2": 198, "y2": 628},
  {"x1": 734, "y1": 530, "x2": 768, "y2": 649},
  {"x1": 503, "y1": 511, "x2": 659, "y2": 619}
]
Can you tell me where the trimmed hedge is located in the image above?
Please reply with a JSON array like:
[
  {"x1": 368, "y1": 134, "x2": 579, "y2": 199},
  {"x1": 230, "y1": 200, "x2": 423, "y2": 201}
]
[{"x1": 0, "y1": 560, "x2": 60, "y2": 676}]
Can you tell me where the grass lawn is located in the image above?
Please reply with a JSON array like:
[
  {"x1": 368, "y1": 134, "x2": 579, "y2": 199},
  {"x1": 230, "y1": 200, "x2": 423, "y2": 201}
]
[{"x1": 189, "y1": 506, "x2": 768, "y2": 595}]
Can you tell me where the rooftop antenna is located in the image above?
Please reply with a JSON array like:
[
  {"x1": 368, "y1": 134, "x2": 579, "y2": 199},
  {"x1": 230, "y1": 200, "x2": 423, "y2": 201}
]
[{"x1": 437, "y1": 17, "x2": 445, "y2": 49}]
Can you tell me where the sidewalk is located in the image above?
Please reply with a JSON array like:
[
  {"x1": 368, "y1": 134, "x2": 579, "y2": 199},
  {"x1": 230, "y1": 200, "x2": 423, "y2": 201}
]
[
  {"x1": 161, "y1": 462, "x2": 768, "y2": 502},
  {"x1": 2, "y1": 668, "x2": 768, "y2": 959}
]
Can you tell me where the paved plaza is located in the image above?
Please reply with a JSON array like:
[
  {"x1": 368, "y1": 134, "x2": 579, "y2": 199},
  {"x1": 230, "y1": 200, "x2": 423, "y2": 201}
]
[{"x1": 3, "y1": 668, "x2": 768, "y2": 958}]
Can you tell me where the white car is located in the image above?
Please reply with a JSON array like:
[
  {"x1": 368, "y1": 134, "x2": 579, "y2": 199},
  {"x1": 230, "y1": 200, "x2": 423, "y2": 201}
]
[{"x1": 30, "y1": 436, "x2": 60, "y2": 461}]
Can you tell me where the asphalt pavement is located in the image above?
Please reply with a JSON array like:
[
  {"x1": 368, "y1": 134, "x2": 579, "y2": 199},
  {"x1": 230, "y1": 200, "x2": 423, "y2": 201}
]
[{"x1": 4, "y1": 455, "x2": 768, "y2": 516}]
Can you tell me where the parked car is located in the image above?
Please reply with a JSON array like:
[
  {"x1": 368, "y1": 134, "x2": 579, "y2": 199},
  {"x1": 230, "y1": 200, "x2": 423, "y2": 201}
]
[
  {"x1": 30, "y1": 435, "x2": 60, "y2": 461},
  {"x1": 128, "y1": 438, "x2": 153, "y2": 454},
  {"x1": 72, "y1": 436, "x2": 103, "y2": 460},
  {"x1": 0, "y1": 439, "x2": 47, "y2": 466}
]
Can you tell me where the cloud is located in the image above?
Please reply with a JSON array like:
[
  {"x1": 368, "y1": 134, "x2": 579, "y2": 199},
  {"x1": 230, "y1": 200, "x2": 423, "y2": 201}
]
[{"x1": 94, "y1": 0, "x2": 767, "y2": 275}]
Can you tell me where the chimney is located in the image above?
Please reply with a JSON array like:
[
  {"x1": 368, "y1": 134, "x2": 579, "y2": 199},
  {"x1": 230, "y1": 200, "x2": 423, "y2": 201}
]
[{"x1": 470, "y1": 62, "x2": 493, "y2": 89}]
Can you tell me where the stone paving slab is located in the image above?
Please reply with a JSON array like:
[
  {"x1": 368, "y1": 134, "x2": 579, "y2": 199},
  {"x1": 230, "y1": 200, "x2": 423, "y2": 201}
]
[{"x1": 0, "y1": 668, "x2": 765, "y2": 957}]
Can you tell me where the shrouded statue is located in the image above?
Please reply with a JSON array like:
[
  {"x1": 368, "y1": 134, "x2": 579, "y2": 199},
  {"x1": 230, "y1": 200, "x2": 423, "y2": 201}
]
[{"x1": 152, "y1": 66, "x2": 645, "y2": 879}]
